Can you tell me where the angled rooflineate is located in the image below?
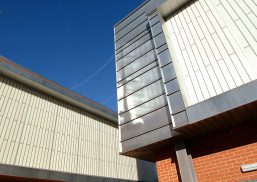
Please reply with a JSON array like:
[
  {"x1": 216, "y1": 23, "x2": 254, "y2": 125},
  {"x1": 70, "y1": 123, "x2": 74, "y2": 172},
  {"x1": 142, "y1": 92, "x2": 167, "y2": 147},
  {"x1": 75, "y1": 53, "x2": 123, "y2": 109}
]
[{"x1": 0, "y1": 56, "x2": 118, "y2": 123}]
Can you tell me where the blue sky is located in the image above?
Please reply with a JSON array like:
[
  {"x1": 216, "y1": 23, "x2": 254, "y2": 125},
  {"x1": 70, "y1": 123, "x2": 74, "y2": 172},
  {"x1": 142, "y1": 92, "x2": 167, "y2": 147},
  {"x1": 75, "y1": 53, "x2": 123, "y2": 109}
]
[{"x1": 0, "y1": 0, "x2": 145, "y2": 111}]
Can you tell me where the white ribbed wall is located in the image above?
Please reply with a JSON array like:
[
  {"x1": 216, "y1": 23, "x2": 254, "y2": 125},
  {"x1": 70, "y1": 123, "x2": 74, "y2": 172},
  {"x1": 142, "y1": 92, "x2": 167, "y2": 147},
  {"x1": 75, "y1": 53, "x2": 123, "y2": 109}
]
[
  {"x1": 0, "y1": 76, "x2": 154, "y2": 180},
  {"x1": 165, "y1": 0, "x2": 257, "y2": 106}
]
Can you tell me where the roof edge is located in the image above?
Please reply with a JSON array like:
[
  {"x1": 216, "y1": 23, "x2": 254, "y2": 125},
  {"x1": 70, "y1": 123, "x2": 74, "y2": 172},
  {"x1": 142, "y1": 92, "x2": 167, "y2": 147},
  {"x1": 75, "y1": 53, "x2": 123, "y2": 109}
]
[
  {"x1": 0, "y1": 56, "x2": 118, "y2": 124},
  {"x1": 114, "y1": 0, "x2": 150, "y2": 28}
]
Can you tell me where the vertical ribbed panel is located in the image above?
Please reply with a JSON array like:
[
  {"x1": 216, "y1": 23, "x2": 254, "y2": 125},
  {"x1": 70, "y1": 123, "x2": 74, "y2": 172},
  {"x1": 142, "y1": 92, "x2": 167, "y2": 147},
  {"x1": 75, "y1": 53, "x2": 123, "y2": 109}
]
[
  {"x1": 0, "y1": 76, "x2": 155, "y2": 180},
  {"x1": 165, "y1": 0, "x2": 257, "y2": 107}
]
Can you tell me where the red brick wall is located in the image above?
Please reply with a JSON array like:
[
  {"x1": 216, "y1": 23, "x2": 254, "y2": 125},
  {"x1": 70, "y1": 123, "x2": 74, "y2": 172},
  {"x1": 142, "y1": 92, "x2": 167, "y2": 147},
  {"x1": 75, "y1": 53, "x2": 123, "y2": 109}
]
[
  {"x1": 188, "y1": 122, "x2": 257, "y2": 182},
  {"x1": 155, "y1": 147, "x2": 181, "y2": 182},
  {"x1": 155, "y1": 122, "x2": 257, "y2": 182}
]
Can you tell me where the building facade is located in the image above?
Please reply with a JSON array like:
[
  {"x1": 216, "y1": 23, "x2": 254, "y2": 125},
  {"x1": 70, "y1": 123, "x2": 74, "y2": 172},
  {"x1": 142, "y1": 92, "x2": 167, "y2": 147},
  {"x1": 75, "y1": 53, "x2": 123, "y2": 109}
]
[
  {"x1": 0, "y1": 57, "x2": 157, "y2": 182},
  {"x1": 114, "y1": 0, "x2": 257, "y2": 181}
]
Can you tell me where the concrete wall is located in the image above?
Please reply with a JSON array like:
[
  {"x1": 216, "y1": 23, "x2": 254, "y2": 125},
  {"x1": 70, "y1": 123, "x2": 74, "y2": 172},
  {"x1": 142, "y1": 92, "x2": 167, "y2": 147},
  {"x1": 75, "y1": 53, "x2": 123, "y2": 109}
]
[
  {"x1": 0, "y1": 75, "x2": 156, "y2": 181},
  {"x1": 164, "y1": 0, "x2": 257, "y2": 106}
]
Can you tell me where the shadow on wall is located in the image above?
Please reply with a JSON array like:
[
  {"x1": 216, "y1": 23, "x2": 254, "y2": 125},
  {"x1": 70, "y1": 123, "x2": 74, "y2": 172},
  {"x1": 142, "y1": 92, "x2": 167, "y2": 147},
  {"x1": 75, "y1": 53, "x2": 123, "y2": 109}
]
[
  {"x1": 187, "y1": 121, "x2": 257, "y2": 181},
  {"x1": 187, "y1": 122, "x2": 257, "y2": 158},
  {"x1": 136, "y1": 159, "x2": 158, "y2": 182}
]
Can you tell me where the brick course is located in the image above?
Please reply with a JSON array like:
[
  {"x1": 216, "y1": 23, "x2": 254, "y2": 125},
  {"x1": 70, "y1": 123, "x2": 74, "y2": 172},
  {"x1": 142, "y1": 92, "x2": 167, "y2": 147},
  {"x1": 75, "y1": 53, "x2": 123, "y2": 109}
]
[
  {"x1": 155, "y1": 122, "x2": 257, "y2": 182},
  {"x1": 156, "y1": 147, "x2": 181, "y2": 182}
]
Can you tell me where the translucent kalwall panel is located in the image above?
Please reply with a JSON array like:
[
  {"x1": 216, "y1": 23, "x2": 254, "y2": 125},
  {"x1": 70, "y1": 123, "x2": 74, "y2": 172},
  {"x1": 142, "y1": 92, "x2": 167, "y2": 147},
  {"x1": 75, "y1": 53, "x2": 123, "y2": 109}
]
[
  {"x1": 165, "y1": 0, "x2": 257, "y2": 106},
  {"x1": 0, "y1": 76, "x2": 156, "y2": 181}
]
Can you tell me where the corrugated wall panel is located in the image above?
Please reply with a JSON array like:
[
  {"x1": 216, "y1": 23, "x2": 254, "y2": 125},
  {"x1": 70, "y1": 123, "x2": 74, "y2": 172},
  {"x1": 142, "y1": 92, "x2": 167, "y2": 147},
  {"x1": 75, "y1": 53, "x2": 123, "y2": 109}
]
[
  {"x1": 0, "y1": 76, "x2": 155, "y2": 181},
  {"x1": 165, "y1": 0, "x2": 257, "y2": 107}
]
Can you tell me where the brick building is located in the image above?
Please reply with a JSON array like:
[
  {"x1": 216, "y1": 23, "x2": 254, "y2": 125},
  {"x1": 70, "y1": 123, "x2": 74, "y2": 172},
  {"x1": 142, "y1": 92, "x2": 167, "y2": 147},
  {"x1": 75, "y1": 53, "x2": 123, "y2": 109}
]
[{"x1": 114, "y1": 0, "x2": 257, "y2": 181}]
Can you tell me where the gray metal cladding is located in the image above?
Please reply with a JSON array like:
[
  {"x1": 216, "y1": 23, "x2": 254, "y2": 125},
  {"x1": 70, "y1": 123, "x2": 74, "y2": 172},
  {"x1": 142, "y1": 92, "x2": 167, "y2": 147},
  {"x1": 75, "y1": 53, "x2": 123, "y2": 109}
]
[
  {"x1": 120, "y1": 125, "x2": 173, "y2": 153},
  {"x1": 157, "y1": 49, "x2": 172, "y2": 67},
  {"x1": 114, "y1": 0, "x2": 177, "y2": 154},
  {"x1": 115, "y1": 21, "x2": 150, "y2": 50},
  {"x1": 152, "y1": 32, "x2": 166, "y2": 48},
  {"x1": 114, "y1": 1, "x2": 150, "y2": 34},
  {"x1": 116, "y1": 49, "x2": 157, "y2": 81},
  {"x1": 167, "y1": 91, "x2": 186, "y2": 115},
  {"x1": 148, "y1": 13, "x2": 160, "y2": 26},
  {"x1": 161, "y1": 63, "x2": 176, "y2": 83},
  {"x1": 119, "y1": 94, "x2": 167, "y2": 125},
  {"x1": 115, "y1": 29, "x2": 151, "y2": 54},
  {"x1": 120, "y1": 106, "x2": 171, "y2": 141},
  {"x1": 117, "y1": 67, "x2": 162, "y2": 100},
  {"x1": 150, "y1": 22, "x2": 163, "y2": 37},
  {"x1": 115, "y1": 32, "x2": 152, "y2": 61},
  {"x1": 115, "y1": 13, "x2": 148, "y2": 42},
  {"x1": 116, "y1": 39, "x2": 155, "y2": 71},
  {"x1": 117, "y1": 61, "x2": 158, "y2": 87},
  {"x1": 156, "y1": 44, "x2": 168, "y2": 54},
  {"x1": 164, "y1": 79, "x2": 180, "y2": 96},
  {"x1": 118, "y1": 80, "x2": 165, "y2": 114}
]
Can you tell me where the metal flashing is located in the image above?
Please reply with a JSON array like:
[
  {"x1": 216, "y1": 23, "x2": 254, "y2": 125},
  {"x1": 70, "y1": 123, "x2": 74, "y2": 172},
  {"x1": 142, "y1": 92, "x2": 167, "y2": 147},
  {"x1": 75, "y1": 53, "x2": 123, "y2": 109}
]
[
  {"x1": 186, "y1": 80, "x2": 257, "y2": 126},
  {"x1": 0, "y1": 56, "x2": 118, "y2": 123},
  {"x1": 0, "y1": 164, "x2": 136, "y2": 182}
]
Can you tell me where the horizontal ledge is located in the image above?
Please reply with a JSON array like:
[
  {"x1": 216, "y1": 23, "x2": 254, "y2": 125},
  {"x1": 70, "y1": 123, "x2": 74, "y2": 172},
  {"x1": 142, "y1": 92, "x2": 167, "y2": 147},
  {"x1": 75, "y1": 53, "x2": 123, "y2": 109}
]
[
  {"x1": 0, "y1": 164, "x2": 135, "y2": 182},
  {"x1": 186, "y1": 80, "x2": 257, "y2": 126},
  {"x1": 241, "y1": 163, "x2": 257, "y2": 173}
]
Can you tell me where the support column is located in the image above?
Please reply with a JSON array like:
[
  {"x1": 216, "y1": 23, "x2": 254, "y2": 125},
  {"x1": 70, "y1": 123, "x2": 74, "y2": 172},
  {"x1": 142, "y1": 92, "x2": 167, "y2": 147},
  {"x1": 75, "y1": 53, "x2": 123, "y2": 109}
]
[{"x1": 175, "y1": 139, "x2": 197, "y2": 182}]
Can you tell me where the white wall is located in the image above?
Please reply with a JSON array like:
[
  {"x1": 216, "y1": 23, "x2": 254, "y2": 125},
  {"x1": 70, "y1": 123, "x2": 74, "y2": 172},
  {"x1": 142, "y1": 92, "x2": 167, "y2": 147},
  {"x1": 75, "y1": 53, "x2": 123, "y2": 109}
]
[
  {"x1": 165, "y1": 0, "x2": 257, "y2": 106},
  {"x1": 0, "y1": 76, "x2": 155, "y2": 181}
]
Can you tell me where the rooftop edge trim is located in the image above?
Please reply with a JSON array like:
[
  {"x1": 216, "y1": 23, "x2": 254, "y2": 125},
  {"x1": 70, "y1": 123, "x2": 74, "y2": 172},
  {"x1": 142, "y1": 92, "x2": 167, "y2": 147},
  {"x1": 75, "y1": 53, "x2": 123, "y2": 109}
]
[{"x1": 0, "y1": 56, "x2": 118, "y2": 123}]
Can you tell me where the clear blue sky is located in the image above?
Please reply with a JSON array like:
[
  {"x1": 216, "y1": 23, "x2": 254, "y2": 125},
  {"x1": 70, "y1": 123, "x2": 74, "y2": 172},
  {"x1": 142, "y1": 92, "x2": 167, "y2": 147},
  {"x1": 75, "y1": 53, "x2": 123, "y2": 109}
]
[{"x1": 0, "y1": 0, "x2": 145, "y2": 111}]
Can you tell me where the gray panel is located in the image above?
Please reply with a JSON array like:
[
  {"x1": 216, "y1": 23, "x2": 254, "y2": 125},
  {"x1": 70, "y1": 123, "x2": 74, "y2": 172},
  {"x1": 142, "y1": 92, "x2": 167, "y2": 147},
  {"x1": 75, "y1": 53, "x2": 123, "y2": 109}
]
[
  {"x1": 149, "y1": 14, "x2": 160, "y2": 26},
  {"x1": 0, "y1": 164, "x2": 137, "y2": 182},
  {"x1": 161, "y1": 63, "x2": 176, "y2": 83},
  {"x1": 152, "y1": 32, "x2": 166, "y2": 48},
  {"x1": 116, "y1": 40, "x2": 155, "y2": 71},
  {"x1": 116, "y1": 32, "x2": 152, "y2": 61},
  {"x1": 174, "y1": 139, "x2": 197, "y2": 182},
  {"x1": 119, "y1": 94, "x2": 167, "y2": 124},
  {"x1": 150, "y1": 22, "x2": 163, "y2": 37},
  {"x1": 117, "y1": 67, "x2": 162, "y2": 100},
  {"x1": 172, "y1": 111, "x2": 188, "y2": 128},
  {"x1": 157, "y1": 49, "x2": 172, "y2": 67},
  {"x1": 118, "y1": 80, "x2": 165, "y2": 114},
  {"x1": 156, "y1": 44, "x2": 168, "y2": 54},
  {"x1": 117, "y1": 61, "x2": 158, "y2": 87},
  {"x1": 120, "y1": 125, "x2": 176, "y2": 153},
  {"x1": 115, "y1": 21, "x2": 149, "y2": 50},
  {"x1": 120, "y1": 106, "x2": 171, "y2": 141},
  {"x1": 148, "y1": 11, "x2": 158, "y2": 19},
  {"x1": 114, "y1": 1, "x2": 150, "y2": 33},
  {"x1": 117, "y1": 49, "x2": 157, "y2": 81},
  {"x1": 115, "y1": 29, "x2": 150, "y2": 55},
  {"x1": 167, "y1": 91, "x2": 185, "y2": 115},
  {"x1": 115, "y1": 13, "x2": 147, "y2": 41},
  {"x1": 186, "y1": 80, "x2": 257, "y2": 125},
  {"x1": 164, "y1": 79, "x2": 180, "y2": 95}
]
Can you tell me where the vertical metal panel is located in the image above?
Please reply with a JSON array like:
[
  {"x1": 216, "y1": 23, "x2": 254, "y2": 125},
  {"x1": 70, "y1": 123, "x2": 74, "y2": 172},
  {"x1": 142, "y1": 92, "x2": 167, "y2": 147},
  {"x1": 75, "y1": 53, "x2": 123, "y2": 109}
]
[
  {"x1": 165, "y1": 0, "x2": 257, "y2": 107},
  {"x1": 0, "y1": 76, "x2": 156, "y2": 181}
]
